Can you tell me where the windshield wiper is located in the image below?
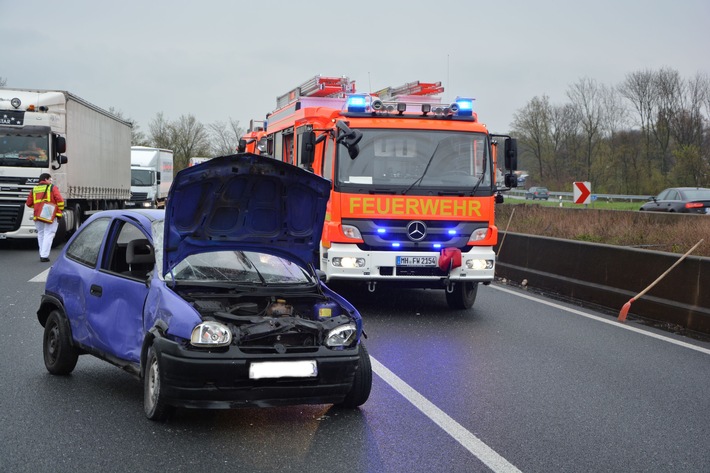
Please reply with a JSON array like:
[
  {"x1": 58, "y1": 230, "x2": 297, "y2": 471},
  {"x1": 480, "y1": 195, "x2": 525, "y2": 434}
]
[{"x1": 402, "y1": 142, "x2": 441, "y2": 195}]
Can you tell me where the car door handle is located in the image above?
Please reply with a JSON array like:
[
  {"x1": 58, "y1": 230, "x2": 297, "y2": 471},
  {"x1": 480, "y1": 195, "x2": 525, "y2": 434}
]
[{"x1": 90, "y1": 285, "x2": 102, "y2": 297}]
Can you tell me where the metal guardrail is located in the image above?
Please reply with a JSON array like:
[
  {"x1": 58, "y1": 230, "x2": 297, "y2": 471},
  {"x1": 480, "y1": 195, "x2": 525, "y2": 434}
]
[
  {"x1": 495, "y1": 233, "x2": 710, "y2": 335},
  {"x1": 507, "y1": 189, "x2": 653, "y2": 202}
]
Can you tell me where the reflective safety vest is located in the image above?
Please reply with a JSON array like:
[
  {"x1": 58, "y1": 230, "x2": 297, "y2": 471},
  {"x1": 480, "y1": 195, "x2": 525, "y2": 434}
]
[{"x1": 27, "y1": 182, "x2": 65, "y2": 221}]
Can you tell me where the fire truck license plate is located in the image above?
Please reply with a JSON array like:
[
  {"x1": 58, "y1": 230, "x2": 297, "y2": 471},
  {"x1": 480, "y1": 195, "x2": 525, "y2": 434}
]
[{"x1": 396, "y1": 256, "x2": 437, "y2": 267}]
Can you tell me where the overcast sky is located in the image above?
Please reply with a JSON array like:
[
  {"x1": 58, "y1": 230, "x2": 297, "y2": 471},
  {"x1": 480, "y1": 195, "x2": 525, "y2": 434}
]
[{"x1": 2, "y1": 0, "x2": 709, "y2": 136}]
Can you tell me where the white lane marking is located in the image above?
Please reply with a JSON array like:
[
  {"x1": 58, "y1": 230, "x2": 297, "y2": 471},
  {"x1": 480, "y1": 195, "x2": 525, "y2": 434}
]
[
  {"x1": 490, "y1": 284, "x2": 710, "y2": 356},
  {"x1": 29, "y1": 268, "x2": 51, "y2": 283},
  {"x1": 370, "y1": 356, "x2": 522, "y2": 473}
]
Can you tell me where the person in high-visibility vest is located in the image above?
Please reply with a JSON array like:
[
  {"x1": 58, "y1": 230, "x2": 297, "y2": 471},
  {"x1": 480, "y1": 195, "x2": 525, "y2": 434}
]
[{"x1": 25, "y1": 173, "x2": 65, "y2": 262}]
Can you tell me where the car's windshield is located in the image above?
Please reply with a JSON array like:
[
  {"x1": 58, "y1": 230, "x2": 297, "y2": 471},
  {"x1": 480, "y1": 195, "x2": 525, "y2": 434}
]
[
  {"x1": 152, "y1": 219, "x2": 313, "y2": 284},
  {"x1": 0, "y1": 133, "x2": 50, "y2": 167},
  {"x1": 336, "y1": 129, "x2": 491, "y2": 192}
]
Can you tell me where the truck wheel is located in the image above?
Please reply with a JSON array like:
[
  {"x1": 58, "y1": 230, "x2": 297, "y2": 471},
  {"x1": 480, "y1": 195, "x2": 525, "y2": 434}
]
[
  {"x1": 446, "y1": 282, "x2": 478, "y2": 310},
  {"x1": 71, "y1": 204, "x2": 82, "y2": 233},
  {"x1": 144, "y1": 345, "x2": 174, "y2": 421},
  {"x1": 336, "y1": 343, "x2": 372, "y2": 408},
  {"x1": 52, "y1": 217, "x2": 68, "y2": 246},
  {"x1": 43, "y1": 310, "x2": 79, "y2": 375}
]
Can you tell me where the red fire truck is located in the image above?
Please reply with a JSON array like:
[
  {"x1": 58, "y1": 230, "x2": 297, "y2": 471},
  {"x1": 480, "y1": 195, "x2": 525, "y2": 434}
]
[{"x1": 243, "y1": 75, "x2": 517, "y2": 309}]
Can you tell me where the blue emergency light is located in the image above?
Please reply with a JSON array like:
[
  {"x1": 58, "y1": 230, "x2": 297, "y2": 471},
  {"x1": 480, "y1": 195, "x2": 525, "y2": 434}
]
[
  {"x1": 454, "y1": 97, "x2": 474, "y2": 116},
  {"x1": 347, "y1": 95, "x2": 368, "y2": 113}
]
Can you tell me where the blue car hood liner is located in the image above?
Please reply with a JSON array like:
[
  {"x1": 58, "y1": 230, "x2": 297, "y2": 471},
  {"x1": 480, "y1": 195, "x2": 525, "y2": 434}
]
[{"x1": 163, "y1": 153, "x2": 331, "y2": 276}]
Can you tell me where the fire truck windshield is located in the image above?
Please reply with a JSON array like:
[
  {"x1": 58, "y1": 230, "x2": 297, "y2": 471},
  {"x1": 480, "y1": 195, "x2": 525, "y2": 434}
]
[{"x1": 336, "y1": 129, "x2": 491, "y2": 193}]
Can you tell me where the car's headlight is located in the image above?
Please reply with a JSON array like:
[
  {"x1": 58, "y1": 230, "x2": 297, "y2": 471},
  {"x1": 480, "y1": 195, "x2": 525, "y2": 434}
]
[
  {"x1": 325, "y1": 323, "x2": 357, "y2": 348},
  {"x1": 191, "y1": 321, "x2": 232, "y2": 347}
]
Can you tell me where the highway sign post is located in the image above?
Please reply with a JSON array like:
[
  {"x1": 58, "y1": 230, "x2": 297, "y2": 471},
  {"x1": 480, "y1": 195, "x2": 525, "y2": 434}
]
[{"x1": 573, "y1": 181, "x2": 591, "y2": 205}]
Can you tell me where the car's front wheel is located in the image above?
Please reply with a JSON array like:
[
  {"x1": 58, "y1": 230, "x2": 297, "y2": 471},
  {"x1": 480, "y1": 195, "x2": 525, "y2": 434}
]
[
  {"x1": 144, "y1": 345, "x2": 174, "y2": 421},
  {"x1": 446, "y1": 281, "x2": 479, "y2": 309},
  {"x1": 43, "y1": 310, "x2": 79, "y2": 375},
  {"x1": 337, "y1": 343, "x2": 372, "y2": 408}
]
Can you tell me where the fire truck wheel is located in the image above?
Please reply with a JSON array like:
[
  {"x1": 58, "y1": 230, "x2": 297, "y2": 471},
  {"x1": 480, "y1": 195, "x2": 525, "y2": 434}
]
[{"x1": 446, "y1": 282, "x2": 478, "y2": 310}]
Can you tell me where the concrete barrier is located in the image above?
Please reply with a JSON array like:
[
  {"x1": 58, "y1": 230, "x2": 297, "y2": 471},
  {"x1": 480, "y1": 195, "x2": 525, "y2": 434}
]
[{"x1": 494, "y1": 233, "x2": 710, "y2": 334}]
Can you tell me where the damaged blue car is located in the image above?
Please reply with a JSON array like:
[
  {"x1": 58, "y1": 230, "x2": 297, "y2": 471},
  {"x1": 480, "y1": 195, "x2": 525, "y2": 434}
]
[{"x1": 37, "y1": 154, "x2": 372, "y2": 420}]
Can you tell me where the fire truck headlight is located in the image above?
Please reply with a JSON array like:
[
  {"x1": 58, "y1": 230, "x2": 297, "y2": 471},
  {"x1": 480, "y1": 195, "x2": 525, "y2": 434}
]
[
  {"x1": 341, "y1": 225, "x2": 362, "y2": 240},
  {"x1": 466, "y1": 259, "x2": 494, "y2": 270},
  {"x1": 332, "y1": 257, "x2": 366, "y2": 268},
  {"x1": 468, "y1": 228, "x2": 490, "y2": 243}
]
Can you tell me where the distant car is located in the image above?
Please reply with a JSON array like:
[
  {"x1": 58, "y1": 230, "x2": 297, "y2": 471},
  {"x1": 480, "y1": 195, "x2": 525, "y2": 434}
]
[
  {"x1": 639, "y1": 187, "x2": 710, "y2": 214},
  {"x1": 525, "y1": 186, "x2": 549, "y2": 200},
  {"x1": 37, "y1": 154, "x2": 372, "y2": 421}
]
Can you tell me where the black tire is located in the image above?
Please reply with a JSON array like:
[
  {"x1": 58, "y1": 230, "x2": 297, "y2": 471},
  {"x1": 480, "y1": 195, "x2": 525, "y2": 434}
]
[
  {"x1": 143, "y1": 345, "x2": 174, "y2": 421},
  {"x1": 43, "y1": 310, "x2": 79, "y2": 375},
  {"x1": 445, "y1": 281, "x2": 479, "y2": 310},
  {"x1": 52, "y1": 216, "x2": 68, "y2": 246},
  {"x1": 71, "y1": 204, "x2": 82, "y2": 234},
  {"x1": 337, "y1": 343, "x2": 372, "y2": 408}
]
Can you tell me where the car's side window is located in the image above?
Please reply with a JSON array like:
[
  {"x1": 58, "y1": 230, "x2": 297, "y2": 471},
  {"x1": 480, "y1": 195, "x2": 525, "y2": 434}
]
[
  {"x1": 104, "y1": 221, "x2": 151, "y2": 276},
  {"x1": 65, "y1": 217, "x2": 111, "y2": 268}
]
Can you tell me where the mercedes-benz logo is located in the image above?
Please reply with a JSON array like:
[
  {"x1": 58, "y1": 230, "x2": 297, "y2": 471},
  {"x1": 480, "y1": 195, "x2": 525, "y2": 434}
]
[{"x1": 406, "y1": 221, "x2": 427, "y2": 241}]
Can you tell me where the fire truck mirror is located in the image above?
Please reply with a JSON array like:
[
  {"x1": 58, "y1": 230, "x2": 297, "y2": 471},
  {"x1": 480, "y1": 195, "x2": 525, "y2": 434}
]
[
  {"x1": 299, "y1": 131, "x2": 316, "y2": 166},
  {"x1": 335, "y1": 121, "x2": 363, "y2": 160},
  {"x1": 237, "y1": 139, "x2": 247, "y2": 153},
  {"x1": 504, "y1": 174, "x2": 518, "y2": 188},
  {"x1": 504, "y1": 138, "x2": 518, "y2": 170}
]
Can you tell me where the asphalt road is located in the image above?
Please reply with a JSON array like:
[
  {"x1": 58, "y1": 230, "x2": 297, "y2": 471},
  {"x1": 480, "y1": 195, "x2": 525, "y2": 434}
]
[{"x1": 1, "y1": 239, "x2": 709, "y2": 473}]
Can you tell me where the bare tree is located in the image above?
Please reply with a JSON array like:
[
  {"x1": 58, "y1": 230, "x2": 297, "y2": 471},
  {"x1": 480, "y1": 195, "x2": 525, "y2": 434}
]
[
  {"x1": 149, "y1": 112, "x2": 173, "y2": 150},
  {"x1": 567, "y1": 77, "x2": 604, "y2": 182},
  {"x1": 619, "y1": 70, "x2": 657, "y2": 178},
  {"x1": 0, "y1": 76, "x2": 7, "y2": 87},
  {"x1": 549, "y1": 103, "x2": 581, "y2": 186},
  {"x1": 208, "y1": 118, "x2": 245, "y2": 156},
  {"x1": 108, "y1": 107, "x2": 148, "y2": 146},
  {"x1": 511, "y1": 95, "x2": 552, "y2": 179},
  {"x1": 170, "y1": 114, "x2": 211, "y2": 172},
  {"x1": 652, "y1": 68, "x2": 683, "y2": 175}
]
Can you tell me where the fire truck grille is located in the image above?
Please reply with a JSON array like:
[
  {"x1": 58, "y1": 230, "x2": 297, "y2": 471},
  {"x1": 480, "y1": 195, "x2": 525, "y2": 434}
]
[{"x1": 342, "y1": 218, "x2": 487, "y2": 251}]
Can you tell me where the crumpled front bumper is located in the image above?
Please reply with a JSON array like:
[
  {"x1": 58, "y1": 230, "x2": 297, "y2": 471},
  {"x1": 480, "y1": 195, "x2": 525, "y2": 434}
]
[{"x1": 152, "y1": 337, "x2": 360, "y2": 409}]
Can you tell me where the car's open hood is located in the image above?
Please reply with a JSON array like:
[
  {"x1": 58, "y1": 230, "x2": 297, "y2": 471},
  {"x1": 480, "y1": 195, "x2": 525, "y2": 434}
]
[{"x1": 163, "y1": 153, "x2": 331, "y2": 276}]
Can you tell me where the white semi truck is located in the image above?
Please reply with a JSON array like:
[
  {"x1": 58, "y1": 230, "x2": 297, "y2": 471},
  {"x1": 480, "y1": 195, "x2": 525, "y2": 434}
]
[
  {"x1": 0, "y1": 88, "x2": 131, "y2": 242},
  {"x1": 125, "y1": 146, "x2": 174, "y2": 209}
]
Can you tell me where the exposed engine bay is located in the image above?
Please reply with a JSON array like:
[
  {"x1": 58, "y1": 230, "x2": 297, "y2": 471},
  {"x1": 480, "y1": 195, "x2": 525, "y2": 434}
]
[{"x1": 183, "y1": 290, "x2": 356, "y2": 353}]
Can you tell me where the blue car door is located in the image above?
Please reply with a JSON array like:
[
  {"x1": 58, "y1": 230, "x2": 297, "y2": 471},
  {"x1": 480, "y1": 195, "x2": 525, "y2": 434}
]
[{"x1": 83, "y1": 220, "x2": 151, "y2": 364}]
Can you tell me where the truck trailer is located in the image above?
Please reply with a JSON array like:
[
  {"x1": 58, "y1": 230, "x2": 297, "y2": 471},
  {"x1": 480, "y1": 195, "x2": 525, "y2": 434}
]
[
  {"x1": 0, "y1": 88, "x2": 131, "y2": 242},
  {"x1": 125, "y1": 146, "x2": 174, "y2": 209}
]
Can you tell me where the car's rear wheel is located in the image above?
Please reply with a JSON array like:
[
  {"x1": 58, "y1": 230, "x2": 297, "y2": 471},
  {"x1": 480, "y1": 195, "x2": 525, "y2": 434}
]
[
  {"x1": 43, "y1": 310, "x2": 79, "y2": 375},
  {"x1": 446, "y1": 281, "x2": 478, "y2": 309},
  {"x1": 144, "y1": 345, "x2": 174, "y2": 421},
  {"x1": 337, "y1": 343, "x2": 372, "y2": 408}
]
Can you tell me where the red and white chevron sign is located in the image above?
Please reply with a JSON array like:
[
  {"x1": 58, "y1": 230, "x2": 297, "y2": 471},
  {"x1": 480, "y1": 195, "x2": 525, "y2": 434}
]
[{"x1": 573, "y1": 181, "x2": 591, "y2": 204}]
